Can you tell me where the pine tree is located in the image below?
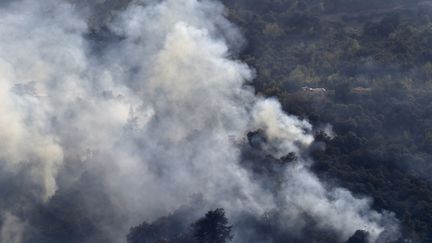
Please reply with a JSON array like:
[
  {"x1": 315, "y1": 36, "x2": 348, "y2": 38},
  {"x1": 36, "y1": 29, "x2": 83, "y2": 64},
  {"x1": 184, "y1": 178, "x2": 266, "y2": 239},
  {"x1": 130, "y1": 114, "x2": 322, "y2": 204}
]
[{"x1": 192, "y1": 208, "x2": 233, "y2": 243}]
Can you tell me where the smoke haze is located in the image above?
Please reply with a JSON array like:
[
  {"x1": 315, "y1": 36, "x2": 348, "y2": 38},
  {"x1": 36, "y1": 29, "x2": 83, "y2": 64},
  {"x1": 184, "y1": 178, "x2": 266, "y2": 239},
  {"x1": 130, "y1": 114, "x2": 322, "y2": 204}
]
[{"x1": 0, "y1": 0, "x2": 400, "y2": 242}]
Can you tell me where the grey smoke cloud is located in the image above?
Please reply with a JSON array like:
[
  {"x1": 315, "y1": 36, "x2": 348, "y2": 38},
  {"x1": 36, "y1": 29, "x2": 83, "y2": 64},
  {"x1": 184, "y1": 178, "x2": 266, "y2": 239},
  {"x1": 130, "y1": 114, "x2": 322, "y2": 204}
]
[
  {"x1": 0, "y1": 212, "x2": 25, "y2": 243},
  {"x1": 0, "y1": 0, "x2": 399, "y2": 242}
]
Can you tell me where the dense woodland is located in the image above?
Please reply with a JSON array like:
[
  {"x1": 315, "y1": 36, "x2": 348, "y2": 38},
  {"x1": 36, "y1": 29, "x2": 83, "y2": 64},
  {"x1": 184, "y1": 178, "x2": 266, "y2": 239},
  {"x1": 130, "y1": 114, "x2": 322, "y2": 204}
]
[
  {"x1": 10, "y1": 1, "x2": 432, "y2": 242},
  {"x1": 124, "y1": 0, "x2": 432, "y2": 242},
  {"x1": 222, "y1": 0, "x2": 432, "y2": 242}
]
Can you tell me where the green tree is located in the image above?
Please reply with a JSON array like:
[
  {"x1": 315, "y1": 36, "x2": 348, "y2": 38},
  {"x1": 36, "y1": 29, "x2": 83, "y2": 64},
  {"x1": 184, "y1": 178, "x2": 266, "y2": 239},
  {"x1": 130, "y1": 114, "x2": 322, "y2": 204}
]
[
  {"x1": 192, "y1": 209, "x2": 233, "y2": 243},
  {"x1": 345, "y1": 230, "x2": 369, "y2": 243}
]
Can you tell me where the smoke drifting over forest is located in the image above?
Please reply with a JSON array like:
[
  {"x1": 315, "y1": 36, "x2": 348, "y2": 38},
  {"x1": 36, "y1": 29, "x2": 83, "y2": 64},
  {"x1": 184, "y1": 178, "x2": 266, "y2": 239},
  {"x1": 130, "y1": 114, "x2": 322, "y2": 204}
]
[{"x1": 0, "y1": 0, "x2": 402, "y2": 242}]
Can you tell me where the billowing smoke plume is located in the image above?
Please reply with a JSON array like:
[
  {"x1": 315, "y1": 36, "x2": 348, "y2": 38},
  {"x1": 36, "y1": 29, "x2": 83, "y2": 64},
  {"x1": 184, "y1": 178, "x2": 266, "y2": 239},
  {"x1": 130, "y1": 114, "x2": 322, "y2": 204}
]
[{"x1": 0, "y1": 0, "x2": 399, "y2": 242}]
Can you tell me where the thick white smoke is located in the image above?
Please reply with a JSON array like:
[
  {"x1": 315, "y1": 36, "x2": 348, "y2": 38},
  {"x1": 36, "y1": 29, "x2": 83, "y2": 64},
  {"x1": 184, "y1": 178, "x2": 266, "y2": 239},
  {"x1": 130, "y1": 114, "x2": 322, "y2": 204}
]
[{"x1": 0, "y1": 0, "x2": 398, "y2": 242}]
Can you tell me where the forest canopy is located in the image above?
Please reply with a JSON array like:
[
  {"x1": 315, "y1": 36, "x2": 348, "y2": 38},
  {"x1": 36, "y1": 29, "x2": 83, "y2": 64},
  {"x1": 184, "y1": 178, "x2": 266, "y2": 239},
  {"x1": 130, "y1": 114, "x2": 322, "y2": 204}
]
[{"x1": 222, "y1": 0, "x2": 432, "y2": 241}]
